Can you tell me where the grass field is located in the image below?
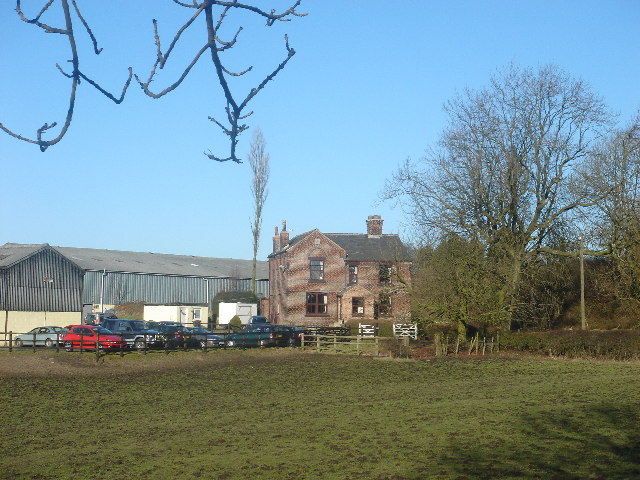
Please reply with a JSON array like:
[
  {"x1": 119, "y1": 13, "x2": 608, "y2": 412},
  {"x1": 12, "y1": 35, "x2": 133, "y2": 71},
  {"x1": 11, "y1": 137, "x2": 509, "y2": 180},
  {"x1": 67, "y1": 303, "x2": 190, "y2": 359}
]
[{"x1": 1, "y1": 350, "x2": 639, "y2": 480}]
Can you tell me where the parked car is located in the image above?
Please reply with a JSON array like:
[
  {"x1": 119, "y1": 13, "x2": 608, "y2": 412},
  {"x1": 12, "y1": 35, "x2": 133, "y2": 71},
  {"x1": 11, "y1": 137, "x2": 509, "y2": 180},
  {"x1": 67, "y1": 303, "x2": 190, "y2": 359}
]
[
  {"x1": 184, "y1": 327, "x2": 226, "y2": 348},
  {"x1": 14, "y1": 326, "x2": 68, "y2": 348},
  {"x1": 62, "y1": 325, "x2": 129, "y2": 351},
  {"x1": 145, "y1": 321, "x2": 199, "y2": 349},
  {"x1": 225, "y1": 325, "x2": 289, "y2": 348},
  {"x1": 84, "y1": 311, "x2": 117, "y2": 326},
  {"x1": 248, "y1": 315, "x2": 270, "y2": 325},
  {"x1": 278, "y1": 325, "x2": 310, "y2": 346},
  {"x1": 100, "y1": 318, "x2": 164, "y2": 350}
]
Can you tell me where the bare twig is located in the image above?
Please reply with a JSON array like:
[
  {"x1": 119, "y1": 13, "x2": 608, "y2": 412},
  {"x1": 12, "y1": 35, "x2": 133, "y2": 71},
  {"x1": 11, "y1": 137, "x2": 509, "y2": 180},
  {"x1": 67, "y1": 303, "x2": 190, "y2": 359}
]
[
  {"x1": 138, "y1": 0, "x2": 305, "y2": 162},
  {"x1": 2, "y1": 0, "x2": 132, "y2": 151},
  {"x1": 4, "y1": 0, "x2": 305, "y2": 158}
]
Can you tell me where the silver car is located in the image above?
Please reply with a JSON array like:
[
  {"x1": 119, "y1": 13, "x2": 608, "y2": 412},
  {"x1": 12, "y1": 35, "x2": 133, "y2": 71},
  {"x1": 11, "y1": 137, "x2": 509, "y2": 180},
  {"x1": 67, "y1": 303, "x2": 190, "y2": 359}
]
[{"x1": 14, "y1": 326, "x2": 68, "y2": 348}]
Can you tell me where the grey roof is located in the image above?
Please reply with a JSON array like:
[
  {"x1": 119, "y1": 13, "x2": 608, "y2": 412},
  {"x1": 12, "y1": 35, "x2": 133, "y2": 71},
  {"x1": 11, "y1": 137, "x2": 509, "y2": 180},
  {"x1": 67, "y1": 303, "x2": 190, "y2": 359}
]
[
  {"x1": 282, "y1": 232, "x2": 411, "y2": 262},
  {"x1": 326, "y1": 234, "x2": 410, "y2": 262},
  {"x1": 0, "y1": 243, "x2": 52, "y2": 268},
  {"x1": 0, "y1": 243, "x2": 268, "y2": 279}
]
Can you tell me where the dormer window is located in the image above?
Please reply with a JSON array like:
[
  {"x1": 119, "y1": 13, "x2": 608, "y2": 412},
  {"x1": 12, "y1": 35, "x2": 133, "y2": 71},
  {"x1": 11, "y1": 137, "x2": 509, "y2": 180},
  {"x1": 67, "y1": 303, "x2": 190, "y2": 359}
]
[{"x1": 310, "y1": 258, "x2": 325, "y2": 281}]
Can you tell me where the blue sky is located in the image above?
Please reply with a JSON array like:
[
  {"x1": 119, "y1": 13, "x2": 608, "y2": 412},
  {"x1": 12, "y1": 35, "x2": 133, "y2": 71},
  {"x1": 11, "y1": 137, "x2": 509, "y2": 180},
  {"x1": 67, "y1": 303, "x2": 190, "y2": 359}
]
[{"x1": 1, "y1": 1, "x2": 638, "y2": 261}]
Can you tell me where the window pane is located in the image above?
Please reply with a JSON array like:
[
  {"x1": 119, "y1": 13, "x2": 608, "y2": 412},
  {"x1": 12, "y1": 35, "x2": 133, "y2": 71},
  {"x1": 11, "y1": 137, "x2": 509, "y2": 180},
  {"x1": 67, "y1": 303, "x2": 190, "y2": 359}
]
[
  {"x1": 306, "y1": 292, "x2": 327, "y2": 315},
  {"x1": 379, "y1": 264, "x2": 392, "y2": 283},
  {"x1": 349, "y1": 265, "x2": 358, "y2": 284},
  {"x1": 310, "y1": 259, "x2": 324, "y2": 280},
  {"x1": 352, "y1": 297, "x2": 364, "y2": 315}
]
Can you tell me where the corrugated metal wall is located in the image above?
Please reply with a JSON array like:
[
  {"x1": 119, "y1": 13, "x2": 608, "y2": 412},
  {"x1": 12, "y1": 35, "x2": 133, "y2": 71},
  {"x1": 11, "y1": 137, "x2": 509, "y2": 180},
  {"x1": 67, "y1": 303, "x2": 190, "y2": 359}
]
[
  {"x1": 82, "y1": 271, "x2": 269, "y2": 306},
  {"x1": 0, "y1": 248, "x2": 83, "y2": 312}
]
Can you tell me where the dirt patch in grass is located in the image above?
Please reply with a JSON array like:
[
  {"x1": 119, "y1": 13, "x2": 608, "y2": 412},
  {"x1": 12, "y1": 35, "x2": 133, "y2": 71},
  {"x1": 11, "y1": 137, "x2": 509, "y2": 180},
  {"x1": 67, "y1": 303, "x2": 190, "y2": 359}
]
[{"x1": 0, "y1": 349, "x2": 307, "y2": 378}]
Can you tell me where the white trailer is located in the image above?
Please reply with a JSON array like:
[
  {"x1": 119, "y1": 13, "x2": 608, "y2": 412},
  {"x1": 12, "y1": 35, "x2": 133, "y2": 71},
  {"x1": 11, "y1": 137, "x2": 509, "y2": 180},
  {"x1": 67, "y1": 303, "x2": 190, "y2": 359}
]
[{"x1": 218, "y1": 302, "x2": 257, "y2": 325}]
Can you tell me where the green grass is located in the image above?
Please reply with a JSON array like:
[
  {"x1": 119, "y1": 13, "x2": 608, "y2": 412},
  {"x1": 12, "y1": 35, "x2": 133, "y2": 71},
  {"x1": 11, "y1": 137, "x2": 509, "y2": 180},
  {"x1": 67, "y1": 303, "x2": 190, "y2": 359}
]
[{"x1": 1, "y1": 350, "x2": 639, "y2": 479}]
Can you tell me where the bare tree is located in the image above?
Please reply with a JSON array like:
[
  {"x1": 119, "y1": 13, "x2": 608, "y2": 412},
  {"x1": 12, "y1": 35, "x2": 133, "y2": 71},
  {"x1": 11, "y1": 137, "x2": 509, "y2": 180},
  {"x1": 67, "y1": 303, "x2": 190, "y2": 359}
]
[
  {"x1": 248, "y1": 127, "x2": 270, "y2": 293},
  {"x1": 578, "y1": 113, "x2": 640, "y2": 299},
  {"x1": 1, "y1": 1, "x2": 306, "y2": 162},
  {"x1": 386, "y1": 64, "x2": 612, "y2": 328}
]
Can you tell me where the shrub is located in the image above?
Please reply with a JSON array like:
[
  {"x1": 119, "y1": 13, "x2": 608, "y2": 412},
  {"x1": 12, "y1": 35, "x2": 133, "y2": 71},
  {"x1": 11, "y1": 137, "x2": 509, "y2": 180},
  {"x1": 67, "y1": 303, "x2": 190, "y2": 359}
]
[
  {"x1": 500, "y1": 330, "x2": 640, "y2": 360},
  {"x1": 228, "y1": 315, "x2": 243, "y2": 332},
  {"x1": 114, "y1": 302, "x2": 144, "y2": 320}
]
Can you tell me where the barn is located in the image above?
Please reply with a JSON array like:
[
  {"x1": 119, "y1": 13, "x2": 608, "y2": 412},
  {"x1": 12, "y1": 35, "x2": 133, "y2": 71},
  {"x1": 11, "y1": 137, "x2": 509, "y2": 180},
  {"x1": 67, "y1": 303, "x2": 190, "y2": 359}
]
[{"x1": 0, "y1": 243, "x2": 268, "y2": 336}]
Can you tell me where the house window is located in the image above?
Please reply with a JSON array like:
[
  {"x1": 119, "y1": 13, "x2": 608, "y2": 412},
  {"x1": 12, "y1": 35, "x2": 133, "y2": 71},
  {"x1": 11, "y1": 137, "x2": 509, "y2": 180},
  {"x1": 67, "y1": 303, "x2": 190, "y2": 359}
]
[
  {"x1": 352, "y1": 297, "x2": 364, "y2": 316},
  {"x1": 379, "y1": 264, "x2": 392, "y2": 284},
  {"x1": 306, "y1": 292, "x2": 328, "y2": 315},
  {"x1": 192, "y1": 309, "x2": 201, "y2": 321},
  {"x1": 375, "y1": 294, "x2": 391, "y2": 317},
  {"x1": 310, "y1": 258, "x2": 325, "y2": 281},
  {"x1": 348, "y1": 264, "x2": 358, "y2": 284}
]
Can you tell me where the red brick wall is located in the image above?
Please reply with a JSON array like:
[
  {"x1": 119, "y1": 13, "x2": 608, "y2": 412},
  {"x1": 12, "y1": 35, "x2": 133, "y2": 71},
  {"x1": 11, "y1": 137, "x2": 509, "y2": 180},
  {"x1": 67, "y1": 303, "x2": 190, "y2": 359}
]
[{"x1": 269, "y1": 230, "x2": 412, "y2": 326}]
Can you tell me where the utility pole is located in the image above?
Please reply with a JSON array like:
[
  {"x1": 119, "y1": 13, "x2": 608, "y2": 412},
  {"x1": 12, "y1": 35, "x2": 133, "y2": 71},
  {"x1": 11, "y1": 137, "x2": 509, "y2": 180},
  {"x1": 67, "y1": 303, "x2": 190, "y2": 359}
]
[{"x1": 580, "y1": 235, "x2": 587, "y2": 330}]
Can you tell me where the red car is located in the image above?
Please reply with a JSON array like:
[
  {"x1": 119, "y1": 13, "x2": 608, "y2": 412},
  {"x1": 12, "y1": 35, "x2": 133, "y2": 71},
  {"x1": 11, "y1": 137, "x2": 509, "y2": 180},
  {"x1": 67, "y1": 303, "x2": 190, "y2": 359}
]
[{"x1": 62, "y1": 325, "x2": 129, "y2": 352}]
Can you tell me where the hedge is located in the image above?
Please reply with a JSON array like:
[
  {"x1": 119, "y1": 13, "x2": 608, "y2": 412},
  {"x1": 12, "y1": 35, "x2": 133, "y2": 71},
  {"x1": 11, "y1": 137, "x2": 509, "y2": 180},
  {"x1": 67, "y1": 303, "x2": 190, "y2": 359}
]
[{"x1": 500, "y1": 330, "x2": 640, "y2": 360}]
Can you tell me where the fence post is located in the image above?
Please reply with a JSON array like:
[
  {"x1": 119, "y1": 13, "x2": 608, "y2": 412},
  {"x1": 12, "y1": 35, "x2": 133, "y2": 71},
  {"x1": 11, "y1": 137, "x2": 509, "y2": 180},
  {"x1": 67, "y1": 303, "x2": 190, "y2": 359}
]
[
  {"x1": 80, "y1": 333, "x2": 84, "y2": 354},
  {"x1": 375, "y1": 336, "x2": 379, "y2": 357},
  {"x1": 496, "y1": 332, "x2": 500, "y2": 353},
  {"x1": 95, "y1": 332, "x2": 100, "y2": 362},
  {"x1": 55, "y1": 333, "x2": 60, "y2": 353},
  {"x1": 474, "y1": 333, "x2": 479, "y2": 355},
  {"x1": 333, "y1": 335, "x2": 337, "y2": 353},
  {"x1": 120, "y1": 333, "x2": 125, "y2": 357},
  {"x1": 9, "y1": 331, "x2": 13, "y2": 353},
  {"x1": 32, "y1": 331, "x2": 37, "y2": 353},
  {"x1": 316, "y1": 334, "x2": 320, "y2": 353},
  {"x1": 435, "y1": 333, "x2": 442, "y2": 356}
]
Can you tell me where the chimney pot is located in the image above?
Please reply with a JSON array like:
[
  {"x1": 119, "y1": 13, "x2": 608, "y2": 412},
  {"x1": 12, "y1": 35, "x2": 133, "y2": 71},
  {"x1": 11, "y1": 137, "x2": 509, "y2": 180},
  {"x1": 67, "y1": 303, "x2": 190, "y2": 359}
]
[{"x1": 280, "y1": 220, "x2": 290, "y2": 247}]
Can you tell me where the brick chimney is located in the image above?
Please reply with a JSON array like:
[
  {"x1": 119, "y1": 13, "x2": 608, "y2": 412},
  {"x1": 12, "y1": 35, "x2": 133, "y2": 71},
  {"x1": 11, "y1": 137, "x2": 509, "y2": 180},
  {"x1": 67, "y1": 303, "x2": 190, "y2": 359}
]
[
  {"x1": 280, "y1": 220, "x2": 290, "y2": 247},
  {"x1": 272, "y1": 225, "x2": 281, "y2": 253},
  {"x1": 366, "y1": 215, "x2": 383, "y2": 237}
]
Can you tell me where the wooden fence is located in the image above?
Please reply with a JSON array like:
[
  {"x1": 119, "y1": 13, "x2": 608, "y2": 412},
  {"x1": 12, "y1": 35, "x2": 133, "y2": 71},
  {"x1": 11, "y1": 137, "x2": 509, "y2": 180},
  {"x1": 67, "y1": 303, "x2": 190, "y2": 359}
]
[
  {"x1": 433, "y1": 332, "x2": 500, "y2": 356},
  {"x1": 300, "y1": 334, "x2": 410, "y2": 357}
]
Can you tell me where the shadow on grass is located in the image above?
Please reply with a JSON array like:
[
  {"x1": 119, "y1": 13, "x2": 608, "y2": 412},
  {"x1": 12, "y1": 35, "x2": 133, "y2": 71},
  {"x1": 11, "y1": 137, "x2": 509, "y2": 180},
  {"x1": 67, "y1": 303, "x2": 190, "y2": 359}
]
[{"x1": 441, "y1": 403, "x2": 640, "y2": 480}]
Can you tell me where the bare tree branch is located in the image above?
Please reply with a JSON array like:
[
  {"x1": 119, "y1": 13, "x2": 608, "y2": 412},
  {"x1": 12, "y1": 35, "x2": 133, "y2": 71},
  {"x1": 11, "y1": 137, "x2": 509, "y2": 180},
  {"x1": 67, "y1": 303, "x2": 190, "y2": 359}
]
[
  {"x1": 2, "y1": 0, "x2": 133, "y2": 151},
  {"x1": 4, "y1": 0, "x2": 305, "y2": 159},
  {"x1": 137, "y1": 0, "x2": 305, "y2": 163}
]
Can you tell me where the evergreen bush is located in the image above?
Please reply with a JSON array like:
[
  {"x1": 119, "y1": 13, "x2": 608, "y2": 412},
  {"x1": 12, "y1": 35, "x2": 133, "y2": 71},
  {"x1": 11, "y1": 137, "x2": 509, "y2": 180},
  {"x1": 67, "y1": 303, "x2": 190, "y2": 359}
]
[{"x1": 500, "y1": 330, "x2": 640, "y2": 360}]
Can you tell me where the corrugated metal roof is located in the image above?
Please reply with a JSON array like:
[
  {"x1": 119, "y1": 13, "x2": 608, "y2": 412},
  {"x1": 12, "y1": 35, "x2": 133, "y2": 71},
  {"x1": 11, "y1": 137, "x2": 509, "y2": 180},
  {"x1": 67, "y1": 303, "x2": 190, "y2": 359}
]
[
  {"x1": 0, "y1": 243, "x2": 50, "y2": 268},
  {"x1": 0, "y1": 243, "x2": 268, "y2": 279}
]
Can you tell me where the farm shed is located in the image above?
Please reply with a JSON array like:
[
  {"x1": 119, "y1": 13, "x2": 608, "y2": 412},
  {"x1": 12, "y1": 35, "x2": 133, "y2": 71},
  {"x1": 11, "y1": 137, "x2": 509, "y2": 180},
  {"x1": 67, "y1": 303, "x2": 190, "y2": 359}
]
[
  {"x1": 1, "y1": 243, "x2": 268, "y2": 336},
  {"x1": 0, "y1": 244, "x2": 84, "y2": 335},
  {"x1": 144, "y1": 304, "x2": 208, "y2": 326}
]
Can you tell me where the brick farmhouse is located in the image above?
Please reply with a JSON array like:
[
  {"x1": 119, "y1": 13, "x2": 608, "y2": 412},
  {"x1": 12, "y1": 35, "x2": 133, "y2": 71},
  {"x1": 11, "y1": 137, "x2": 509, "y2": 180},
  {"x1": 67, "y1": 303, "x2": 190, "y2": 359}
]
[{"x1": 267, "y1": 216, "x2": 412, "y2": 326}]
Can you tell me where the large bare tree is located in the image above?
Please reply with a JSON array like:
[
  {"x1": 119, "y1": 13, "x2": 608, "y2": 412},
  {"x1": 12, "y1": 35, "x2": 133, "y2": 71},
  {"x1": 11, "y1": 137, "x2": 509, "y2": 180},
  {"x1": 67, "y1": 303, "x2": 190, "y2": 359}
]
[
  {"x1": 577, "y1": 113, "x2": 640, "y2": 299},
  {"x1": 248, "y1": 127, "x2": 269, "y2": 293},
  {"x1": 387, "y1": 64, "x2": 612, "y2": 328},
  {"x1": 1, "y1": 0, "x2": 305, "y2": 162}
]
